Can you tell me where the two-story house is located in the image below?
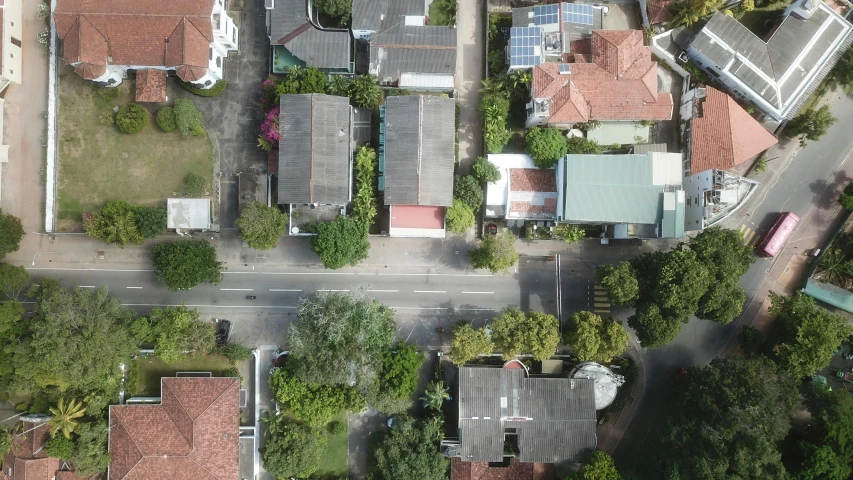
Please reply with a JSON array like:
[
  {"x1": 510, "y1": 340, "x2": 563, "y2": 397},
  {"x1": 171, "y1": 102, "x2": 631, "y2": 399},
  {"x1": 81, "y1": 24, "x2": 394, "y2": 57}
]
[{"x1": 54, "y1": 0, "x2": 238, "y2": 90}]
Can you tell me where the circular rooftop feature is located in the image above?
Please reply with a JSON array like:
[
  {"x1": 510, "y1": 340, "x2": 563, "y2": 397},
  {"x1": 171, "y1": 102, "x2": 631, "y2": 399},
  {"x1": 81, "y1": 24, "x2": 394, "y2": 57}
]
[{"x1": 570, "y1": 362, "x2": 624, "y2": 410}]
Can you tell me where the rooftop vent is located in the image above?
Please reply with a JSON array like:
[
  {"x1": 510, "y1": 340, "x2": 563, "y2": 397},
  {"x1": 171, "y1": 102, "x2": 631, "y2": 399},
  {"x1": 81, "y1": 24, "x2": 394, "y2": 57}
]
[
  {"x1": 695, "y1": 87, "x2": 706, "y2": 99},
  {"x1": 559, "y1": 64, "x2": 571, "y2": 75}
]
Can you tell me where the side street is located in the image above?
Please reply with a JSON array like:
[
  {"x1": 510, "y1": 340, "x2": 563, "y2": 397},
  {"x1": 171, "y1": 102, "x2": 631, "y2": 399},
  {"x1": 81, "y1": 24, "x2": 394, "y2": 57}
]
[{"x1": 2, "y1": 0, "x2": 853, "y2": 479}]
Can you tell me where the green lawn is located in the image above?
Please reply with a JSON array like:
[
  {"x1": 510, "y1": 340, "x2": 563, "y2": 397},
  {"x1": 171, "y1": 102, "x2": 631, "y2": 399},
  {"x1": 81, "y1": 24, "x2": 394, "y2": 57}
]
[
  {"x1": 135, "y1": 355, "x2": 235, "y2": 396},
  {"x1": 56, "y1": 68, "x2": 213, "y2": 231},
  {"x1": 315, "y1": 412, "x2": 349, "y2": 478}
]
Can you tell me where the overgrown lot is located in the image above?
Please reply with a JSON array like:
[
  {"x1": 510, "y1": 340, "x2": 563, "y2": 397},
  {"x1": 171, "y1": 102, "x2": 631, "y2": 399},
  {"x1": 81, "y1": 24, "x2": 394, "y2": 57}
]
[
  {"x1": 133, "y1": 354, "x2": 235, "y2": 396},
  {"x1": 56, "y1": 69, "x2": 213, "y2": 231}
]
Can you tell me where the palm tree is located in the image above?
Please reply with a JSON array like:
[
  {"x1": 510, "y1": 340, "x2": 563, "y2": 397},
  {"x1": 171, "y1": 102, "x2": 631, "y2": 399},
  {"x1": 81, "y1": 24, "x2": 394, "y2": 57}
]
[
  {"x1": 420, "y1": 381, "x2": 450, "y2": 411},
  {"x1": 327, "y1": 75, "x2": 351, "y2": 97},
  {"x1": 48, "y1": 398, "x2": 86, "y2": 439},
  {"x1": 509, "y1": 69, "x2": 532, "y2": 89},
  {"x1": 479, "y1": 77, "x2": 508, "y2": 98}
]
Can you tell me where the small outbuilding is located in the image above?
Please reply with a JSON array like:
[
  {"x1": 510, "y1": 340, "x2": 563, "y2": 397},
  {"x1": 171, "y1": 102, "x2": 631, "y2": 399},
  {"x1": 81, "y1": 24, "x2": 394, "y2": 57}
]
[{"x1": 167, "y1": 198, "x2": 212, "y2": 231}]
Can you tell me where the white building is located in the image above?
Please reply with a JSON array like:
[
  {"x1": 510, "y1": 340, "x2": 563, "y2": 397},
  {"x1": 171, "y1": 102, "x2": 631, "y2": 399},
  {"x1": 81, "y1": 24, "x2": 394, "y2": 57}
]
[
  {"x1": 54, "y1": 0, "x2": 238, "y2": 90},
  {"x1": 0, "y1": 0, "x2": 22, "y2": 94},
  {"x1": 684, "y1": 169, "x2": 760, "y2": 231}
]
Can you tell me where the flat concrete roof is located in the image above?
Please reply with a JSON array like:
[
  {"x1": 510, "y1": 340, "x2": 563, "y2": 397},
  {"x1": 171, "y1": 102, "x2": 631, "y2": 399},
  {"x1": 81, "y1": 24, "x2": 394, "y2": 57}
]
[{"x1": 167, "y1": 198, "x2": 211, "y2": 230}]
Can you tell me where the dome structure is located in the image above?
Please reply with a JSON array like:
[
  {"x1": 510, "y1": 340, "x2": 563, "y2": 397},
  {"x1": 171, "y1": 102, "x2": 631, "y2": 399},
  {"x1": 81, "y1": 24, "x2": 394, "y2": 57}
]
[{"x1": 570, "y1": 362, "x2": 624, "y2": 410}]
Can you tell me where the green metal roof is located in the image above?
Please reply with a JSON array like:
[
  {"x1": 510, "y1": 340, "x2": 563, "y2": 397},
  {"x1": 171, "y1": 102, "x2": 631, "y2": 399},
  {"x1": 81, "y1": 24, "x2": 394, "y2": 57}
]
[
  {"x1": 559, "y1": 153, "x2": 682, "y2": 225},
  {"x1": 802, "y1": 279, "x2": 853, "y2": 314},
  {"x1": 661, "y1": 192, "x2": 685, "y2": 239}
]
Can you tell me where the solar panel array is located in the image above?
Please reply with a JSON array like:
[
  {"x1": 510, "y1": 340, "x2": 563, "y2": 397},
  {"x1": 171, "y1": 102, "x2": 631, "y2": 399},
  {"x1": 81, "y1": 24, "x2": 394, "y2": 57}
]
[
  {"x1": 563, "y1": 3, "x2": 594, "y2": 25},
  {"x1": 509, "y1": 27, "x2": 543, "y2": 67},
  {"x1": 533, "y1": 4, "x2": 560, "y2": 25}
]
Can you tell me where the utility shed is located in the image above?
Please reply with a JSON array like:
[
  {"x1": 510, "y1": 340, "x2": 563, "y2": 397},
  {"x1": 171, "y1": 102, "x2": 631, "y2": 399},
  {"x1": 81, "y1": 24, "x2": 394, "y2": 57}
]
[
  {"x1": 457, "y1": 365, "x2": 597, "y2": 464},
  {"x1": 167, "y1": 198, "x2": 211, "y2": 231}
]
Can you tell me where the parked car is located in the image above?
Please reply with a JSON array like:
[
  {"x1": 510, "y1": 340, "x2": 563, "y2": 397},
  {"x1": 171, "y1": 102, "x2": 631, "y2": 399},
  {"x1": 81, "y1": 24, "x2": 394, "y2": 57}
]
[{"x1": 214, "y1": 319, "x2": 232, "y2": 345}]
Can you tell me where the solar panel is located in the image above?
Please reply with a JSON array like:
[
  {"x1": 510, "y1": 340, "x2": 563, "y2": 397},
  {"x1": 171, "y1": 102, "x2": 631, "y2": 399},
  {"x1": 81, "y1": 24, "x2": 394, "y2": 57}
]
[
  {"x1": 534, "y1": 4, "x2": 560, "y2": 25},
  {"x1": 562, "y1": 3, "x2": 594, "y2": 25},
  {"x1": 509, "y1": 27, "x2": 543, "y2": 68}
]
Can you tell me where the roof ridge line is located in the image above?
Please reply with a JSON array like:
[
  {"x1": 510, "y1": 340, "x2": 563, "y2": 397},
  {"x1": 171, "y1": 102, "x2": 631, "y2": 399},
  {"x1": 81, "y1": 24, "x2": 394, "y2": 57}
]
[
  {"x1": 159, "y1": 381, "x2": 195, "y2": 449},
  {"x1": 417, "y1": 96, "x2": 423, "y2": 205},
  {"x1": 110, "y1": 408, "x2": 147, "y2": 476},
  {"x1": 309, "y1": 94, "x2": 315, "y2": 203},
  {"x1": 79, "y1": 14, "x2": 110, "y2": 62}
]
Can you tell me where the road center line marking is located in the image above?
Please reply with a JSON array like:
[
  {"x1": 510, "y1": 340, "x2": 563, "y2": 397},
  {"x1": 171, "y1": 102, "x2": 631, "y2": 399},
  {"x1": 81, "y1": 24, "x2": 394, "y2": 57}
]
[
  {"x1": 122, "y1": 303, "x2": 297, "y2": 309},
  {"x1": 367, "y1": 289, "x2": 399, "y2": 293},
  {"x1": 126, "y1": 286, "x2": 143, "y2": 289},
  {"x1": 78, "y1": 285, "x2": 95, "y2": 288},
  {"x1": 220, "y1": 288, "x2": 254, "y2": 291},
  {"x1": 462, "y1": 291, "x2": 494, "y2": 294},
  {"x1": 269, "y1": 289, "x2": 302, "y2": 292},
  {"x1": 413, "y1": 290, "x2": 446, "y2": 293}
]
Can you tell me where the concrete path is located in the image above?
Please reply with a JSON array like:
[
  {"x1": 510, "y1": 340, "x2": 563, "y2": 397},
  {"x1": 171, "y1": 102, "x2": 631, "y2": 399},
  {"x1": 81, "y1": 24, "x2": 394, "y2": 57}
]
[{"x1": 455, "y1": 0, "x2": 485, "y2": 172}]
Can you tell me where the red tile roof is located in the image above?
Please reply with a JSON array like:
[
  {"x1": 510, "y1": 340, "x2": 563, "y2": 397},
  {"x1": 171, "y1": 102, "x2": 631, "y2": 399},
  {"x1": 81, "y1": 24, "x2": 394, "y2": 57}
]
[
  {"x1": 451, "y1": 458, "x2": 554, "y2": 480},
  {"x1": 647, "y1": 0, "x2": 674, "y2": 25},
  {"x1": 54, "y1": 0, "x2": 215, "y2": 83},
  {"x1": 108, "y1": 377, "x2": 240, "y2": 480},
  {"x1": 532, "y1": 30, "x2": 673, "y2": 124},
  {"x1": 135, "y1": 69, "x2": 167, "y2": 103},
  {"x1": 0, "y1": 422, "x2": 97, "y2": 480},
  {"x1": 689, "y1": 86, "x2": 777, "y2": 174},
  {"x1": 509, "y1": 168, "x2": 558, "y2": 217},
  {"x1": 390, "y1": 205, "x2": 445, "y2": 229}
]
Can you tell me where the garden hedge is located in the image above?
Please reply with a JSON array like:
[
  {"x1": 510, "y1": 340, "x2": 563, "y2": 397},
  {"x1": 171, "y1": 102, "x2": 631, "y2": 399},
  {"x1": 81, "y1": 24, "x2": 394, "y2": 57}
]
[
  {"x1": 115, "y1": 104, "x2": 149, "y2": 134},
  {"x1": 179, "y1": 80, "x2": 227, "y2": 97},
  {"x1": 156, "y1": 107, "x2": 177, "y2": 132}
]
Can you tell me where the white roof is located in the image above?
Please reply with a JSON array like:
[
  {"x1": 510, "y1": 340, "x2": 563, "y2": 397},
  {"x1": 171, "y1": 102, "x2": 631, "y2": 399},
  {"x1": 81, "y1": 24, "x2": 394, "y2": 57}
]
[
  {"x1": 399, "y1": 72, "x2": 455, "y2": 89},
  {"x1": 485, "y1": 154, "x2": 539, "y2": 209},
  {"x1": 167, "y1": 198, "x2": 211, "y2": 230}
]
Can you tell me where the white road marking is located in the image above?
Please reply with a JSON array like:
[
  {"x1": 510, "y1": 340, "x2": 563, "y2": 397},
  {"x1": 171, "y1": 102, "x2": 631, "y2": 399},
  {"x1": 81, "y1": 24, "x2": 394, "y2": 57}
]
[
  {"x1": 28, "y1": 267, "x2": 495, "y2": 278},
  {"x1": 269, "y1": 289, "x2": 302, "y2": 292},
  {"x1": 220, "y1": 288, "x2": 254, "y2": 291},
  {"x1": 462, "y1": 291, "x2": 494, "y2": 294},
  {"x1": 78, "y1": 285, "x2": 96, "y2": 288},
  {"x1": 367, "y1": 289, "x2": 399, "y2": 293},
  {"x1": 126, "y1": 286, "x2": 143, "y2": 289},
  {"x1": 413, "y1": 290, "x2": 446, "y2": 293}
]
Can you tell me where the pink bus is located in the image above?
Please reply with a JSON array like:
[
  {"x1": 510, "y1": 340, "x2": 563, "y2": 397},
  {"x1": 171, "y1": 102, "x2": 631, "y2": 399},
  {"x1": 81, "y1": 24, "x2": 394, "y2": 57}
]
[{"x1": 755, "y1": 212, "x2": 800, "y2": 257}]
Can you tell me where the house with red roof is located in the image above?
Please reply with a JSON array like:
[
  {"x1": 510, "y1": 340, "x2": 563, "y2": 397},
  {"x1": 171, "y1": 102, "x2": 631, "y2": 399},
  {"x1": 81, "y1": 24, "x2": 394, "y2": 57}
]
[
  {"x1": 526, "y1": 30, "x2": 673, "y2": 130},
  {"x1": 107, "y1": 377, "x2": 240, "y2": 479},
  {"x1": 53, "y1": 0, "x2": 238, "y2": 96},
  {"x1": 1, "y1": 418, "x2": 101, "y2": 480},
  {"x1": 484, "y1": 154, "x2": 558, "y2": 223}
]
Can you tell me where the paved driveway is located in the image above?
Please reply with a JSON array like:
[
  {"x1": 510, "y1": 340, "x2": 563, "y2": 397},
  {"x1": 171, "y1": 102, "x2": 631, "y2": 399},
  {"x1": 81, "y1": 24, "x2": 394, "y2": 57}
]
[{"x1": 455, "y1": 0, "x2": 485, "y2": 172}]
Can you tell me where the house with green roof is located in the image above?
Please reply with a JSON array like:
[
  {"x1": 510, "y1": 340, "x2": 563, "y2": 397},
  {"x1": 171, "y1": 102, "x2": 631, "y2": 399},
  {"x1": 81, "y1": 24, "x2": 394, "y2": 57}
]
[{"x1": 556, "y1": 152, "x2": 685, "y2": 239}]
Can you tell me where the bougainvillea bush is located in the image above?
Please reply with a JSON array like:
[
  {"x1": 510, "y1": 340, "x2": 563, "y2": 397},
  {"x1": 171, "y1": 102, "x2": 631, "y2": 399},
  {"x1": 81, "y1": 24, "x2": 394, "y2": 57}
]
[{"x1": 258, "y1": 107, "x2": 280, "y2": 151}]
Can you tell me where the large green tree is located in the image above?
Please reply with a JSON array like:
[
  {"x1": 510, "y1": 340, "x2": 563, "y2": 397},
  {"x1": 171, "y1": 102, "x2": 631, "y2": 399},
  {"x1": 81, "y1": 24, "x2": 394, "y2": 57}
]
[
  {"x1": 454, "y1": 174, "x2": 484, "y2": 212},
  {"x1": 796, "y1": 443, "x2": 850, "y2": 480},
  {"x1": 350, "y1": 75, "x2": 382, "y2": 109},
  {"x1": 472, "y1": 156, "x2": 501, "y2": 183},
  {"x1": 372, "y1": 416, "x2": 448, "y2": 480},
  {"x1": 469, "y1": 230, "x2": 518, "y2": 273},
  {"x1": 311, "y1": 216, "x2": 370, "y2": 269},
  {"x1": 288, "y1": 292, "x2": 396, "y2": 390},
  {"x1": 133, "y1": 206, "x2": 167, "y2": 239},
  {"x1": 269, "y1": 363, "x2": 365, "y2": 426},
  {"x1": 378, "y1": 343, "x2": 424, "y2": 402},
  {"x1": 69, "y1": 421, "x2": 110, "y2": 476},
  {"x1": 525, "y1": 127, "x2": 568, "y2": 169},
  {"x1": 596, "y1": 262, "x2": 639, "y2": 307},
  {"x1": 146, "y1": 305, "x2": 216, "y2": 364},
  {"x1": 0, "y1": 210, "x2": 24, "y2": 259},
  {"x1": 261, "y1": 418, "x2": 327, "y2": 479},
  {"x1": 236, "y1": 202, "x2": 288, "y2": 250},
  {"x1": 0, "y1": 263, "x2": 30, "y2": 298},
  {"x1": 297, "y1": 66, "x2": 327, "y2": 94},
  {"x1": 787, "y1": 105, "x2": 836, "y2": 144},
  {"x1": 151, "y1": 240, "x2": 224, "y2": 291},
  {"x1": 569, "y1": 451, "x2": 622, "y2": 480},
  {"x1": 770, "y1": 292, "x2": 853, "y2": 378},
  {"x1": 490, "y1": 308, "x2": 559, "y2": 360},
  {"x1": 12, "y1": 281, "x2": 138, "y2": 414},
  {"x1": 450, "y1": 322, "x2": 494, "y2": 365},
  {"x1": 84, "y1": 200, "x2": 143, "y2": 247},
  {"x1": 446, "y1": 200, "x2": 475, "y2": 234},
  {"x1": 691, "y1": 227, "x2": 754, "y2": 324},
  {"x1": 565, "y1": 312, "x2": 628, "y2": 363}
]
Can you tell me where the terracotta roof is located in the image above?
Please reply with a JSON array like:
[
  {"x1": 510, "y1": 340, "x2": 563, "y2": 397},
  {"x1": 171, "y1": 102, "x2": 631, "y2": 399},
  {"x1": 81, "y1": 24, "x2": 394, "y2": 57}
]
[
  {"x1": 450, "y1": 458, "x2": 555, "y2": 480},
  {"x1": 647, "y1": 0, "x2": 674, "y2": 25},
  {"x1": 509, "y1": 169, "x2": 558, "y2": 217},
  {"x1": 0, "y1": 422, "x2": 94, "y2": 480},
  {"x1": 108, "y1": 377, "x2": 240, "y2": 480},
  {"x1": 135, "y1": 69, "x2": 167, "y2": 103},
  {"x1": 532, "y1": 30, "x2": 673, "y2": 124},
  {"x1": 689, "y1": 86, "x2": 777, "y2": 174},
  {"x1": 54, "y1": 0, "x2": 214, "y2": 82}
]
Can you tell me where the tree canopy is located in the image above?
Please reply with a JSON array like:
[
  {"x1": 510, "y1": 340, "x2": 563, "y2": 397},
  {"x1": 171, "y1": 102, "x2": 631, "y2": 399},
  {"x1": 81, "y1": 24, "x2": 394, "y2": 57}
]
[
  {"x1": 311, "y1": 216, "x2": 370, "y2": 269},
  {"x1": 569, "y1": 451, "x2": 623, "y2": 480},
  {"x1": 269, "y1": 363, "x2": 364, "y2": 426},
  {"x1": 525, "y1": 127, "x2": 568, "y2": 169},
  {"x1": 350, "y1": 75, "x2": 383, "y2": 109},
  {"x1": 490, "y1": 308, "x2": 560, "y2": 360},
  {"x1": 0, "y1": 210, "x2": 24, "y2": 259},
  {"x1": 770, "y1": 292, "x2": 853, "y2": 378},
  {"x1": 288, "y1": 292, "x2": 396, "y2": 390},
  {"x1": 472, "y1": 156, "x2": 501, "y2": 183},
  {"x1": 787, "y1": 105, "x2": 836, "y2": 144},
  {"x1": 133, "y1": 206, "x2": 167, "y2": 239},
  {"x1": 565, "y1": 312, "x2": 629, "y2": 363},
  {"x1": 454, "y1": 174, "x2": 484, "y2": 212},
  {"x1": 236, "y1": 202, "x2": 288, "y2": 250},
  {"x1": 84, "y1": 200, "x2": 143, "y2": 247},
  {"x1": 378, "y1": 342, "x2": 424, "y2": 402},
  {"x1": 470, "y1": 230, "x2": 519, "y2": 273},
  {"x1": 596, "y1": 262, "x2": 638, "y2": 307},
  {"x1": 450, "y1": 322, "x2": 494, "y2": 365},
  {"x1": 371, "y1": 416, "x2": 448, "y2": 480},
  {"x1": 151, "y1": 240, "x2": 224, "y2": 291},
  {"x1": 261, "y1": 416, "x2": 327, "y2": 479},
  {"x1": 565, "y1": 136, "x2": 603, "y2": 155},
  {"x1": 145, "y1": 305, "x2": 216, "y2": 364},
  {"x1": 0, "y1": 263, "x2": 30, "y2": 299},
  {"x1": 446, "y1": 200, "x2": 476, "y2": 234},
  {"x1": 69, "y1": 420, "x2": 110, "y2": 476}
]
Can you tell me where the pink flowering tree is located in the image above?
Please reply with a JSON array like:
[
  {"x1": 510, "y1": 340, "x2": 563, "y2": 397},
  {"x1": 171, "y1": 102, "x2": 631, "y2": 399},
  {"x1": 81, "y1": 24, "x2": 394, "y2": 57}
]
[{"x1": 258, "y1": 106, "x2": 280, "y2": 151}]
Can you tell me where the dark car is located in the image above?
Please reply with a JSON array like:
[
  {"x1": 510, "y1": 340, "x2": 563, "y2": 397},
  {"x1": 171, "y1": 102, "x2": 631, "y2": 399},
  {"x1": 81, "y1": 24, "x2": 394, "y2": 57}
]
[
  {"x1": 215, "y1": 319, "x2": 232, "y2": 345},
  {"x1": 486, "y1": 223, "x2": 498, "y2": 236}
]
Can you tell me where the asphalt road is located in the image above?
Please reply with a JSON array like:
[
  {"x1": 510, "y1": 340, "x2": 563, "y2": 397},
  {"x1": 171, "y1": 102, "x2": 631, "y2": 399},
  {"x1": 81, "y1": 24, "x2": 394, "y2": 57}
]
[{"x1": 614, "y1": 90, "x2": 853, "y2": 467}]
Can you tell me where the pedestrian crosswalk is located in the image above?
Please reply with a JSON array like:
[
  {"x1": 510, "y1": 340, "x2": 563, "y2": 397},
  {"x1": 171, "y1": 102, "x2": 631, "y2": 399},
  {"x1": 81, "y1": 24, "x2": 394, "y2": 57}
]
[
  {"x1": 590, "y1": 282, "x2": 611, "y2": 316},
  {"x1": 739, "y1": 223, "x2": 761, "y2": 246}
]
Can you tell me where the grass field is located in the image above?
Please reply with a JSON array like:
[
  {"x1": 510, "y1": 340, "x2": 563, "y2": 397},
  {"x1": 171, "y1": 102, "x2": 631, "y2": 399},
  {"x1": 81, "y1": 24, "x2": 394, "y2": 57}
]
[
  {"x1": 135, "y1": 354, "x2": 235, "y2": 396},
  {"x1": 56, "y1": 68, "x2": 213, "y2": 231},
  {"x1": 315, "y1": 412, "x2": 349, "y2": 478}
]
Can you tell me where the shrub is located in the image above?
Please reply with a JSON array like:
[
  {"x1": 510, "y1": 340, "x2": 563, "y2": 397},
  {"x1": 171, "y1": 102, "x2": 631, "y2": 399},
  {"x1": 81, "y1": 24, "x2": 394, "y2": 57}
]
[
  {"x1": 133, "y1": 206, "x2": 167, "y2": 238},
  {"x1": 453, "y1": 174, "x2": 484, "y2": 212},
  {"x1": 217, "y1": 342, "x2": 254, "y2": 362},
  {"x1": 156, "y1": 107, "x2": 177, "y2": 132},
  {"x1": 173, "y1": 98, "x2": 204, "y2": 137},
  {"x1": 179, "y1": 80, "x2": 227, "y2": 97},
  {"x1": 98, "y1": 111, "x2": 114, "y2": 126},
  {"x1": 84, "y1": 200, "x2": 143, "y2": 247},
  {"x1": 327, "y1": 421, "x2": 346, "y2": 435},
  {"x1": 472, "y1": 156, "x2": 501, "y2": 183},
  {"x1": 525, "y1": 127, "x2": 567, "y2": 169},
  {"x1": 350, "y1": 75, "x2": 383, "y2": 109},
  {"x1": 180, "y1": 172, "x2": 207, "y2": 197},
  {"x1": 45, "y1": 435, "x2": 75, "y2": 459},
  {"x1": 446, "y1": 200, "x2": 475, "y2": 234},
  {"x1": 260, "y1": 107, "x2": 280, "y2": 145},
  {"x1": 94, "y1": 86, "x2": 120, "y2": 103},
  {"x1": 115, "y1": 104, "x2": 149, "y2": 134}
]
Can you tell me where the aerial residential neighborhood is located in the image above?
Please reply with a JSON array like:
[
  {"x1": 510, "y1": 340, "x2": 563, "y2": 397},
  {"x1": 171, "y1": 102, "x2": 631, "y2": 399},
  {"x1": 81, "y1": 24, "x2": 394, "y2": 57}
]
[{"x1": 2, "y1": 0, "x2": 853, "y2": 478}]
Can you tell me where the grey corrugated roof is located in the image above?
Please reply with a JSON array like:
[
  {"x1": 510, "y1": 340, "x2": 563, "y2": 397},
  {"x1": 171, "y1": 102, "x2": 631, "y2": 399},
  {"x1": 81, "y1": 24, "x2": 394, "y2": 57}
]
[
  {"x1": 369, "y1": 24, "x2": 457, "y2": 81},
  {"x1": 633, "y1": 143, "x2": 668, "y2": 154},
  {"x1": 269, "y1": 0, "x2": 350, "y2": 69},
  {"x1": 351, "y1": 0, "x2": 387, "y2": 32},
  {"x1": 278, "y1": 94, "x2": 352, "y2": 205},
  {"x1": 383, "y1": 96, "x2": 455, "y2": 207},
  {"x1": 458, "y1": 366, "x2": 597, "y2": 464}
]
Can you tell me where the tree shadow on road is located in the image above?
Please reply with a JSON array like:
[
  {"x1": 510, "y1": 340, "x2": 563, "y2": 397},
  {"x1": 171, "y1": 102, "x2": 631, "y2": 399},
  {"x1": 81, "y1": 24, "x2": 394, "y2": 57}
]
[{"x1": 810, "y1": 170, "x2": 853, "y2": 210}]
